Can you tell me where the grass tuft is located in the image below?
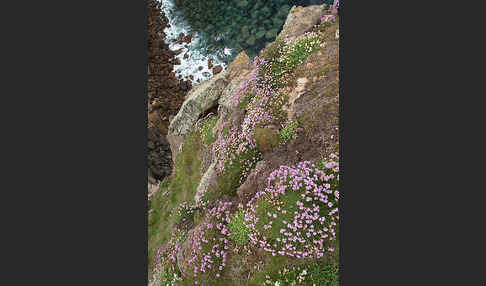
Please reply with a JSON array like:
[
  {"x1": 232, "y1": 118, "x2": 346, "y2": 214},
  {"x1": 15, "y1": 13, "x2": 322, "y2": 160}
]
[{"x1": 229, "y1": 210, "x2": 251, "y2": 245}]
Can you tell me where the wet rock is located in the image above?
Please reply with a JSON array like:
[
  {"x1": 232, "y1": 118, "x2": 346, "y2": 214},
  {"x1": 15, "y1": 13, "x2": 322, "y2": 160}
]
[
  {"x1": 212, "y1": 65, "x2": 223, "y2": 75},
  {"x1": 183, "y1": 33, "x2": 193, "y2": 43}
]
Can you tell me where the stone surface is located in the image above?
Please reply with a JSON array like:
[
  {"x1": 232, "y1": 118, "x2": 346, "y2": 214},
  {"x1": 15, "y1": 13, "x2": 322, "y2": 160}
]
[
  {"x1": 212, "y1": 65, "x2": 223, "y2": 75},
  {"x1": 148, "y1": 0, "x2": 192, "y2": 181},
  {"x1": 278, "y1": 4, "x2": 326, "y2": 40},
  {"x1": 168, "y1": 71, "x2": 227, "y2": 137},
  {"x1": 176, "y1": 229, "x2": 194, "y2": 277},
  {"x1": 236, "y1": 161, "x2": 268, "y2": 204},
  {"x1": 194, "y1": 163, "x2": 218, "y2": 203}
]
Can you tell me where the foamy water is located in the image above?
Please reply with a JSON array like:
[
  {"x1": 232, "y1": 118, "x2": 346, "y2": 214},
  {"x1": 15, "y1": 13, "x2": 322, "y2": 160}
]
[{"x1": 158, "y1": 0, "x2": 232, "y2": 85}]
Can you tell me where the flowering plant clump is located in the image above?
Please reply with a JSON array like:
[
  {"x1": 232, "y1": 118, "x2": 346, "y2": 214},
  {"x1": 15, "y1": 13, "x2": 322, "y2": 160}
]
[
  {"x1": 259, "y1": 34, "x2": 322, "y2": 89},
  {"x1": 332, "y1": 0, "x2": 339, "y2": 14},
  {"x1": 187, "y1": 201, "x2": 233, "y2": 282},
  {"x1": 194, "y1": 113, "x2": 218, "y2": 146},
  {"x1": 245, "y1": 154, "x2": 339, "y2": 259},
  {"x1": 211, "y1": 32, "x2": 322, "y2": 195},
  {"x1": 228, "y1": 210, "x2": 251, "y2": 245},
  {"x1": 149, "y1": 230, "x2": 185, "y2": 286},
  {"x1": 176, "y1": 201, "x2": 197, "y2": 222},
  {"x1": 278, "y1": 120, "x2": 298, "y2": 143},
  {"x1": 262, "y1": 263, "x2": 339, "y2": 286},
  {"x1": 321, "y1": 0, "x2": 339, "y2": 25},
  {"x1": 212, "y1": 56, "x2": 282, "y2": 187}
]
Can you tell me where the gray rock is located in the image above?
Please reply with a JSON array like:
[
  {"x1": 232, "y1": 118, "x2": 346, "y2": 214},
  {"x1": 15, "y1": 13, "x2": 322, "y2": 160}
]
[
  {"x1": 168, "y1": 71, "x2": 228, "y2": 137},
  {"x1": 194, "y1": 163, "x2": 218, "y2": 203},
  {"x1": 278, "y1": 4, "x2": 326, "y2": 41}
]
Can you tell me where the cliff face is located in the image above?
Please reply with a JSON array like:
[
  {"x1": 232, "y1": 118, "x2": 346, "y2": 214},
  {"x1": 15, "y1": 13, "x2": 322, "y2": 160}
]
[
  {"x1": 147, "y1": 0, "x2": 192, "y2": 185},
  {"x1": 149, "y1": 4, "x2": 339, "y2": 286}
]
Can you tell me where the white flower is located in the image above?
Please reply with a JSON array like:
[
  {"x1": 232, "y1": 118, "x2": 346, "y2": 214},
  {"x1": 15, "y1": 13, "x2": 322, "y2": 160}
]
[{"x1": 274, "y1": 282, "x2": 280, "y2": 286}]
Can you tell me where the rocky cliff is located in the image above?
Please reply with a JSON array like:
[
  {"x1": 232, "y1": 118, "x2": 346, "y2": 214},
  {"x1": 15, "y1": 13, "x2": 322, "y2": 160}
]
[{"x1": 149, "y1": 3, "x2": 339, "y2": 286}]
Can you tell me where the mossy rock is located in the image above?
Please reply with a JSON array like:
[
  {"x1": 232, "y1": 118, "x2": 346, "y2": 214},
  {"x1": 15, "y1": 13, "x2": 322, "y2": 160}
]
[{"x1": 254, "y1": 127, "x2": 279, "y2": 152}]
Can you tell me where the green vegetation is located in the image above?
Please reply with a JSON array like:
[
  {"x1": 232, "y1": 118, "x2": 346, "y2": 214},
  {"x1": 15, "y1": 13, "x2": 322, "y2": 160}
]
[
  {"x1": 254, "y1": 127, "x2": 280, "y2": 151},
  {"x1": 197, "y1": 115, "x2": 218, "y2": 146},
  {"x1": 204, "y1": 148, "x2": 261, "y2": 202},
  {"x1": 259, "y1": 261, "x2": 339, "y2": 286},
  {"x1": 148, "y1": 11, "x2": 340, "y2": 285},
  {"x1": 148, "y1": 129, "x2": 203, "y2": 277},
  {"x1": 278, "y1": 120, "x2": 298, "y2": 143},
  {"x1": 228, "y1": 210, "x2": 251, "y2": 245},
  {"x1": 237, "y1": 92, "x2": 255, "y2": 110}
]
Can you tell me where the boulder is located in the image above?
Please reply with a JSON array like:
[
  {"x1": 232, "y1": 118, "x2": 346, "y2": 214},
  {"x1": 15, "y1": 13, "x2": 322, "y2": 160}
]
[
  {"x1": 212, "y1": 65, "x2": 223, "y2": 75},
  {"x1": 194, "y1": 163, "x2": 218, "y2": 203},
  {"x1": 278, "y1": 4, "x2": 326, "y2": 40},
  {"x1": 168, "y1": 71, "x2": 227, "y2": 137},
  {"x1": 236, "y1": 161, "x2": 268, "y2": 204}
]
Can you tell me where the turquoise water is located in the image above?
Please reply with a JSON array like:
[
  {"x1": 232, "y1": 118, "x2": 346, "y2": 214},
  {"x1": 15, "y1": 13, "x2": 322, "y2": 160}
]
[
  {"x1": 172, "y1": 0, "x2": 332, "y2": 63},
  {"x1": 159, "y1": 0, "x2": 333, "y2": 84}
]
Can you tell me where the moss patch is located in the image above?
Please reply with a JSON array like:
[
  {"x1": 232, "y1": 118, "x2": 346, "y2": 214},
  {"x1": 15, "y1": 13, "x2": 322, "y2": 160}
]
[
  {"x1": 229, "y1": 210, "x2": 251, "y2": 245},
  {"x1": 148, "y1": 130, "x2": 204, "y2": 278},
  {"x1": 254, "y1": 127, "x2": 280, "y2": 152}
]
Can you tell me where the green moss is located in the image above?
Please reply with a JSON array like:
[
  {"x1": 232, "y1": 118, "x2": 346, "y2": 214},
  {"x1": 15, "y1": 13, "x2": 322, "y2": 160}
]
[
  {"x1": 316, "y1": 65, "x2": 331, "y2": 78},
  {"x1": 245, "y1": 256, "x2": 288, "y2": 286},
  {"x1": 148, "y1": 130, "x2": 203, "y2": 278},
  {"x1": 254, "y1": 127, "x2": 279, "y2": 152},
  {"x1": 253, "y1": 260, "x2": 339, "y2": 286},
  {"x1": 204, "y1": 148, "x2": 260, "y2": 202},
  {"x1": 197, "y1": 115, "x2": 218, "y2": 146},
  {"x1": 148, "y1": 183, "x2": 171, "y2": 276},
  {"x1": 237, "y1": 92, "x2": 254, "y2": 110},
  {"x1": 229, "y1": 210, "x2": 251, "y2": 245},
  {"x1": 254, "y1": 191, "x2": 301, "y2": 239}
]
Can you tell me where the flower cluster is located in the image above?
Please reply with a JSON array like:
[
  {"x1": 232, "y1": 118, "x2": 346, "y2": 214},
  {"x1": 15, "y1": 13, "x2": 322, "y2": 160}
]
[
  {"x1": 177, "y1": 201, "x2": 197, "y2": 222},
  {"x1": 212, "y1": 56, "x2": 282, "y2": 184},
  {"x1": 244, "y1": 155, "x2": 339, "y2": 259},
  {"x1": 211, "y1": 33, "x2": 322, "y2": 189},
  {"x1": 277, "y1": 34, "x2": 321, "y2": 76},
  {"x1": 321, "y1": 0, "x2": 339, "y2": 24},
  {"x1": 332, "y1": 0, "x2": 340, "y2": 14},
  {"x1": 262, "y1": 263, "x2": 339, "y2": 286},
  {"x1": 321, "y1": 14, "x2": 336, "y2": 24},
  {"x1": 187, "y1": 201, "x2": 232, "y2": 281},
  {"x1": 278, "y1": 120, "x2": 299, "y2": 143},
  {"x1": 150, "y1": 231, "x2": 185, "y2": 286}
]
